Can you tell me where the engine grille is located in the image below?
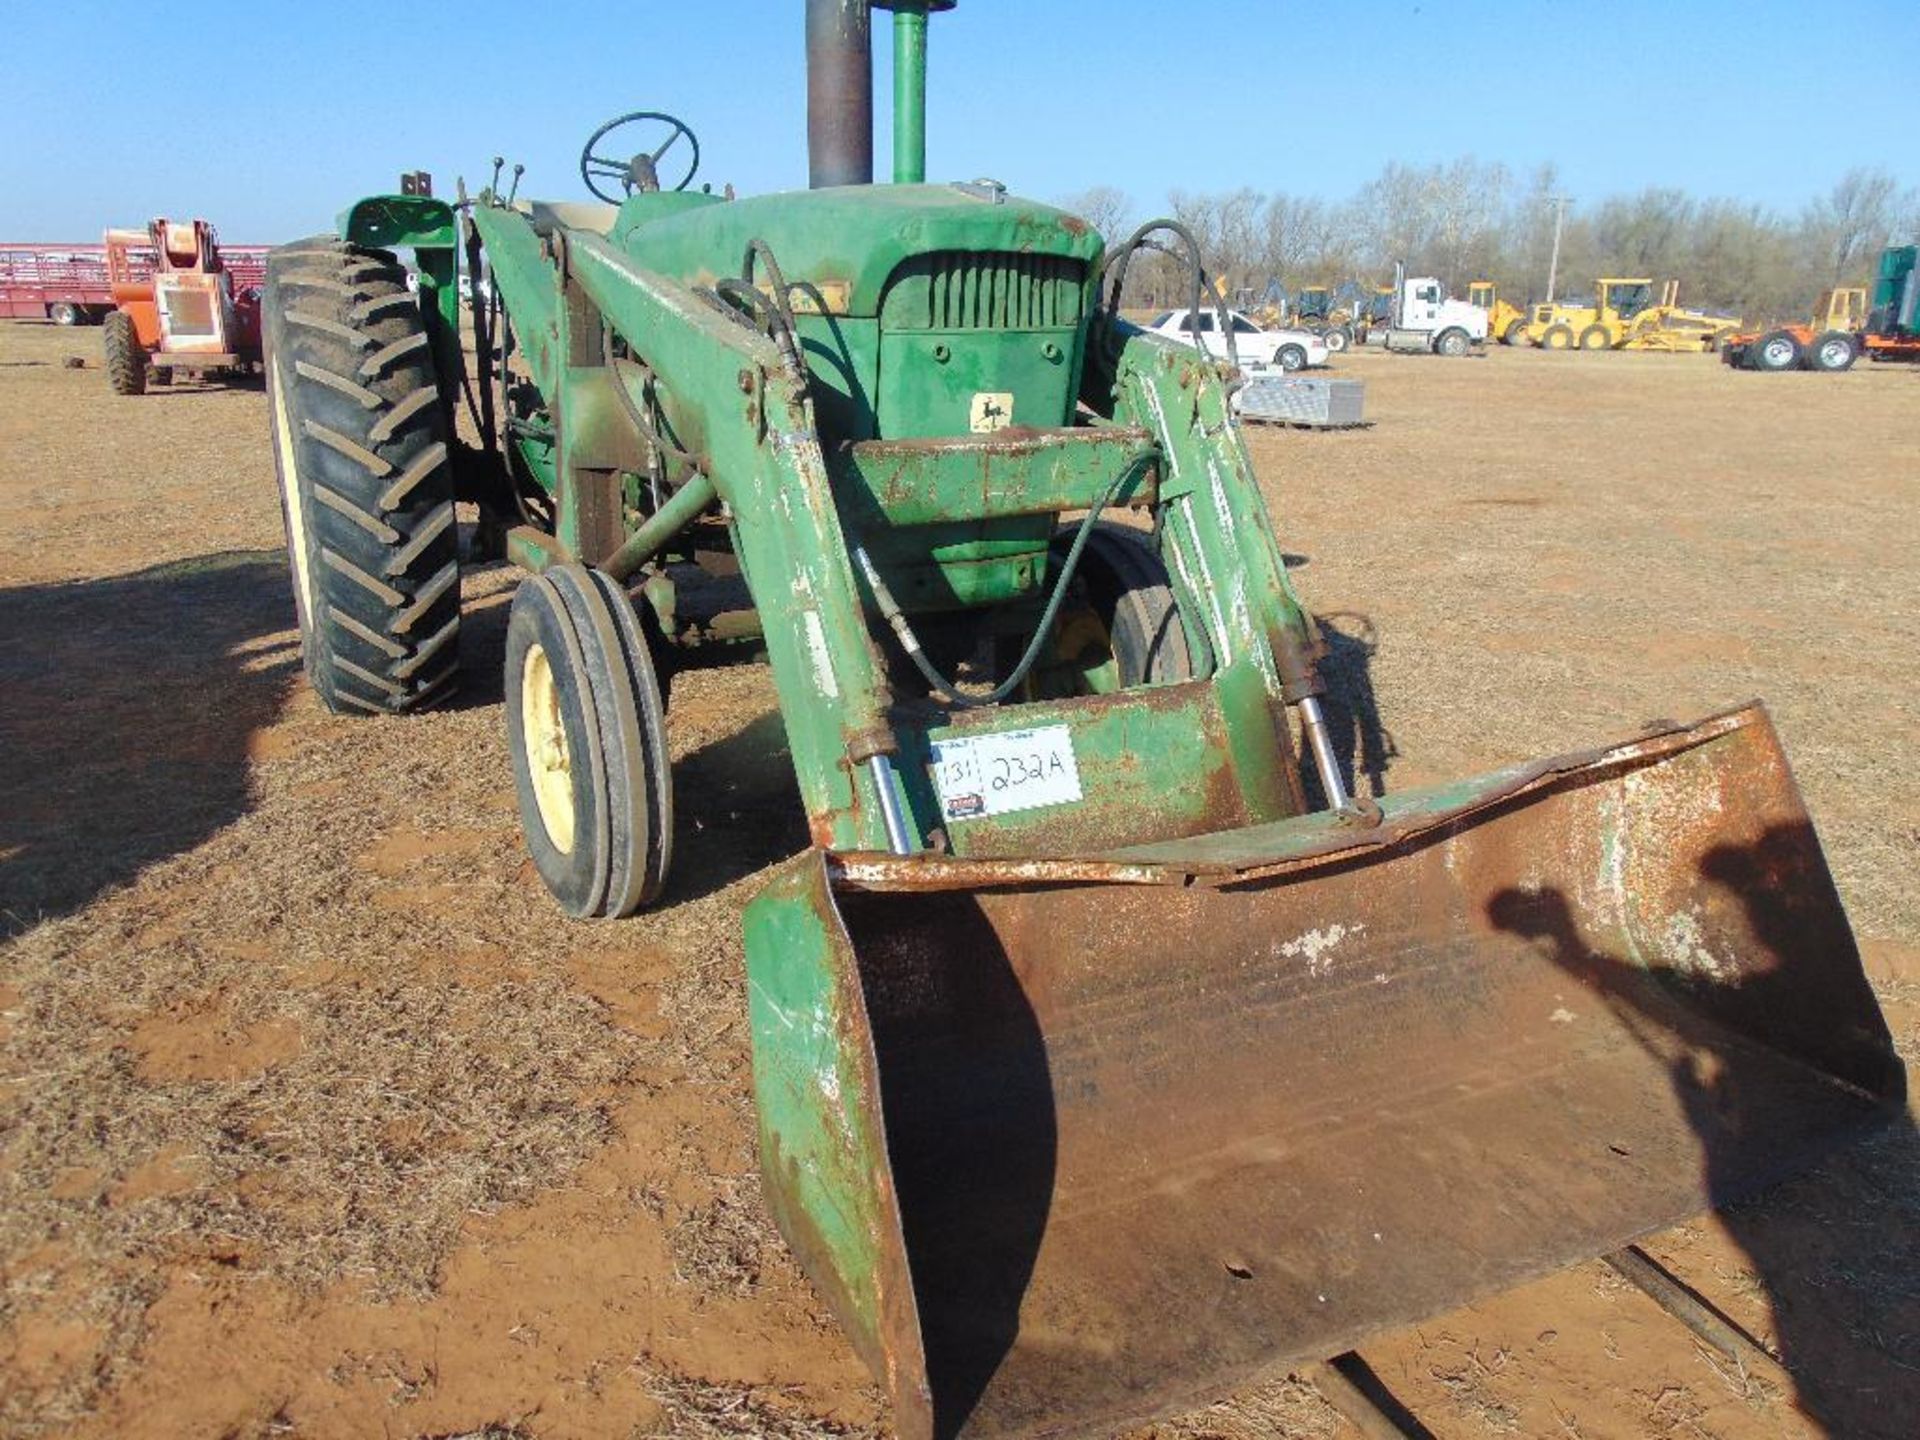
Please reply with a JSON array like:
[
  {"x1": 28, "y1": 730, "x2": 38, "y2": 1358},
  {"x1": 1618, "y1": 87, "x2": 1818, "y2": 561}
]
[{"x1": 884, "y1": 251, "x2": 1085, "y2": 331}]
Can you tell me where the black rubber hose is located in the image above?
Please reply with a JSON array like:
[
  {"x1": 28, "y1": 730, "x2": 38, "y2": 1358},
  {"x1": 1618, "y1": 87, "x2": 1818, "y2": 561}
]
[
  {"x1": 1100, "y1": 218, "x2": 1238, "y2": 372},
  {"x1": 855, "y1": 448, "x2": 1160, "y2": 710}
]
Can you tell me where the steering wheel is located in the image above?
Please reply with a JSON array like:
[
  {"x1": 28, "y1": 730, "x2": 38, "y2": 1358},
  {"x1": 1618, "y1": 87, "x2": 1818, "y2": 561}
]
[{"x1": 579, "y1": 111, "x2": 700, "y2": 202}]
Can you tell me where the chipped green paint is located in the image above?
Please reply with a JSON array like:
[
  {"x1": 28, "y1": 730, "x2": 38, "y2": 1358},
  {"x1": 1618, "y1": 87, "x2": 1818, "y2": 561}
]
[{"x1": 742, "y1": 854, "x2": 913, "y2": 1383}]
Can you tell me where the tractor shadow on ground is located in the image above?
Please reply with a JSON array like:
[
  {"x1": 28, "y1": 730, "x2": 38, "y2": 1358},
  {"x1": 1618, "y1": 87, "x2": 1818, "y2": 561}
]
[
  {"x1": 1488, "y1": 833, "x2": 1918, "y2": 1440},
  {"x1": 0, "y1": 550, "x2": 296, "y2": 935},
  {"x1": 444, "y1": 566, "x2": 515, "y2": 711},
  {"x1": 1303, "y1": 610, "x2": 1398, "y2": 804},
  {"x1": 669, "y1": 710, "x2": 813, "y2": 905}
]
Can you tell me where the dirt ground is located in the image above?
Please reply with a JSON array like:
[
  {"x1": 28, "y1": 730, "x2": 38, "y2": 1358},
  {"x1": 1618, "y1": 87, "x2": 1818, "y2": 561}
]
[{"x1": 1, "y1": 320, "x2": 1916, "y2": 1440}]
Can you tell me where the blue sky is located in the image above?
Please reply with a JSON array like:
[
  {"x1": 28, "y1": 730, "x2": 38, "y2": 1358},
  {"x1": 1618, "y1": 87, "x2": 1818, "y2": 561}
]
[{"x1": 3, "y1": 1, "x2": 1915, "y2": 241}]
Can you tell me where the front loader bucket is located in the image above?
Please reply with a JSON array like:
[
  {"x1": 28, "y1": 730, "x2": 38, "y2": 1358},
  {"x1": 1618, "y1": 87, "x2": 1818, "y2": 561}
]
[{"x1": 743, "y1": 704, "x2": 1903, "y2": 1440}]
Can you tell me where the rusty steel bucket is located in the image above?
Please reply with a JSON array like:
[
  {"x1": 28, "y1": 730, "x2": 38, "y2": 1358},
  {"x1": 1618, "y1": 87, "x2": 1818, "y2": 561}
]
[{"x1": 743, "y1": 704, "x2": 1904, "y2": 1440}]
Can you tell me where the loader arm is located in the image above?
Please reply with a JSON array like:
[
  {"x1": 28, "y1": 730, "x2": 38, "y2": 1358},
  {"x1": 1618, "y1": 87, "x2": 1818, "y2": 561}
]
[{"x1": 568, "y1": 229, "x2": 902, "y2": 851}]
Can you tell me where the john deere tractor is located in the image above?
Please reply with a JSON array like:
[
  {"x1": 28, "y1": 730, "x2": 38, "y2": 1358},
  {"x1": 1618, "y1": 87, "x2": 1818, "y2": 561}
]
[{"x1": 260, "y1": 4, "x2": 1901, "y2": 1436}]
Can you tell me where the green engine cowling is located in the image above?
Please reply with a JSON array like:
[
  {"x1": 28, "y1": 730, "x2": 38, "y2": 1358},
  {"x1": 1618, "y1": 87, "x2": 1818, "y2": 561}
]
[{"x1": 610, "y1": 183, "x2": 1107, "y2": 611}]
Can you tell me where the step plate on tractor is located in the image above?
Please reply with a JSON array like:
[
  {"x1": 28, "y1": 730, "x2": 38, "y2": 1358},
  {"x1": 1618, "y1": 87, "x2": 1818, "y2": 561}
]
[{"x1": 746, "y1": 704, "x2": 1904, "y2": 1440}]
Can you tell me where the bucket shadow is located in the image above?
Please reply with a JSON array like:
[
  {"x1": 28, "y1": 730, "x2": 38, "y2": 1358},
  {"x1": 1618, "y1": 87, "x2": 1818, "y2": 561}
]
[
  {"x1": 0, "y1": 550, "x2": 296, "y2": 934},
  {"x1": 840, "y1": 889, "x2": 1057, "y2": 1438},
  {"x1": 1488, "y1": 825, "x2": 1915, "y2": 1438}
]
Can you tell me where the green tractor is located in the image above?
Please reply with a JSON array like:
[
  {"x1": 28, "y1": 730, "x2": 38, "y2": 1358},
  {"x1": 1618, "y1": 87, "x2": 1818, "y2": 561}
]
[{"x1": 261, "y1": 3, "x2": 1900, "y2": 1436}]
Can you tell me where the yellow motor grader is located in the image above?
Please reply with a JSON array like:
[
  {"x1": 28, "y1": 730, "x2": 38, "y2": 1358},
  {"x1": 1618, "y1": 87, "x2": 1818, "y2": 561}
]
[{"x1": 1528, "y1": 277, "x2": 1743, "y2": 351}]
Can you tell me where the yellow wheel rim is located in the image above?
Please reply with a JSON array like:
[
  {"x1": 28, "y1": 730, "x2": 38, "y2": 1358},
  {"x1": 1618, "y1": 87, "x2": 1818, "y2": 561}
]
[
  {"x1": 270, "y1": 359, "x2": 316, "y2": 624},
  {"x1": 1053, "y1": 609, "x2": 1121, "y2": 695},
  {"x1": 521, "y1": 642, "x2": 576, "y2": 853}
]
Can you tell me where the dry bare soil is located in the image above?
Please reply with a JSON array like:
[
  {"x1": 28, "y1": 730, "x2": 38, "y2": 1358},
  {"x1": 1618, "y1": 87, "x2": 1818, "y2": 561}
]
[{"x1": 2, "y1": 321, "x2": 1916, "y2": 1440}]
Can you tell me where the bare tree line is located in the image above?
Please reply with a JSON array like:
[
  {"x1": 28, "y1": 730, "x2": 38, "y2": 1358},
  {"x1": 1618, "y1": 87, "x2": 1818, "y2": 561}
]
[{"x1": 1068, "y1": 163, "x2": 1919, "y2": 322}]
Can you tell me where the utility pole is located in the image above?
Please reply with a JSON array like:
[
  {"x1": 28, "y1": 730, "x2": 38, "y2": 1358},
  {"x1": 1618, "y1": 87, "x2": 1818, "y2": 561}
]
[{"x1": 1544, "y1": 195, "x2": 1573, "y2": 304}]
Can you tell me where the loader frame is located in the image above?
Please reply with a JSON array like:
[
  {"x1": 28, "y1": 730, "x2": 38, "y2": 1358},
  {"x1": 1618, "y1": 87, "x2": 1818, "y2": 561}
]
[{"x1": 378, "y1": 181, "x2": 1338, "y2": 861}]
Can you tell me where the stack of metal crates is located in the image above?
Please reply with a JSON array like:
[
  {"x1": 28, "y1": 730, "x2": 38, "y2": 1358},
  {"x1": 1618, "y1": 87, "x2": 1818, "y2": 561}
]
[{"x1": 1234, "y1": 372, "x2": 1366, "y2": 428}]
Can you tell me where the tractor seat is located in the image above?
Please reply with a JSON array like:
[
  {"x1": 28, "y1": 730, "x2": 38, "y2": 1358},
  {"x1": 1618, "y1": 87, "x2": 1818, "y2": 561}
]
[{"x1": 515, "y1": 200, "x2": 620, "y2": 237}]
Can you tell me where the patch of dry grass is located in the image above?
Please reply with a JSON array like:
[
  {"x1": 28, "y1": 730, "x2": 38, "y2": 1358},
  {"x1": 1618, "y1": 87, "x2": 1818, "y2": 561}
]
[
  {"x1": 0, "y1": 582, "x2": 655, "y2": 1429},
  {"x1": 637, "y1": 1367, "x2": 879, "y2": 1439},
  {"x1": 1130, "y1": 1377, "x2": 1339, "y2": 1439}
]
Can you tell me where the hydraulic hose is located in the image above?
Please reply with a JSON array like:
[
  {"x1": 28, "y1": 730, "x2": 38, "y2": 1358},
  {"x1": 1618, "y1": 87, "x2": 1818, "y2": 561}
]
[
  {"x1": 1099, "y1": 218, "x2": 1239, "y2": 372},
  {"x1": 854, "y1": 447, "x2": 1160, "y2": 710}
]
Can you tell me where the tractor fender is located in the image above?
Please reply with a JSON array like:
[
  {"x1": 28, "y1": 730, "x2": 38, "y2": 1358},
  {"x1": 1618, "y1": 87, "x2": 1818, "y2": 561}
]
[{"x1": 336, "y1": 194, "x2": 458, "y2": 252}]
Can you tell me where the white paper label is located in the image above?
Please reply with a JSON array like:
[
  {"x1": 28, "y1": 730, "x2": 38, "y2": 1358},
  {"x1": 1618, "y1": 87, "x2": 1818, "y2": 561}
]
[{"x1": 931, "y1": 724, "x2": 1082, "y2": 822}]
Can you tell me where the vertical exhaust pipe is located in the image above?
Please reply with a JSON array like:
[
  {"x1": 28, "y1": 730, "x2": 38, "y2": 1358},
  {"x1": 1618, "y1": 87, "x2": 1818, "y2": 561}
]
[
  {"x1": 807, "y1": 0, "x2": 873, "y2": 188},
  {"x1": 807, "y1": 1, "x2": 953, "y2": 189}
]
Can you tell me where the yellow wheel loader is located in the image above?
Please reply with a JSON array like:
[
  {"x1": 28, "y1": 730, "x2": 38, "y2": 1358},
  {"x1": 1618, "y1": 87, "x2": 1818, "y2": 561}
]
[{"x1": 1468, "y1": 280, "x2": 1530, "y2": 345}]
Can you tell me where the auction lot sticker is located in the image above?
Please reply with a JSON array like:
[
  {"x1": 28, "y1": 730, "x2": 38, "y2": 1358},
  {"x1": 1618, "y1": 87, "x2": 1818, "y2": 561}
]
[{"x1": 931, "y1": 725, "x2": 1082, "y2": 822}]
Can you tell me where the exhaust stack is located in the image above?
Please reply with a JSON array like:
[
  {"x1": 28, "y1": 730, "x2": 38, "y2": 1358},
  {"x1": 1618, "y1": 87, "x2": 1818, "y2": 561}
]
[
  {"x1": 806, "y1": 0, "x2": 951, "y2": 189},
  {"x1": 806, "y1": 0, "x2": 873, "y2": 188}
]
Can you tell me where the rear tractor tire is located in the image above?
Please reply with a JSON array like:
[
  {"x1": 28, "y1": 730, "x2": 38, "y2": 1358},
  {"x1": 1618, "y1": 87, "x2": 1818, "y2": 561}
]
[
  {"x1": 103, "y1": 311, "x2": 146, "y2": 395},
  {"x1": 1540, "y1": 324, "x2": 1574, "y2": 350},
  {"x1": 263, "y1": 235, "x2": 461, "y2": 715},
  {"x1": 1808, "y1": 330, "x2": 1858, "y2": 373},
  {"x1": 1577, "y1": 324, "x2": 1612, "y2": 351},
  {"x1": 506, "y1": 566, "x2": 674, "y2": 919},
  {"x1": 1751, "y1": 329, "x2": 1803, "y2": 372}
]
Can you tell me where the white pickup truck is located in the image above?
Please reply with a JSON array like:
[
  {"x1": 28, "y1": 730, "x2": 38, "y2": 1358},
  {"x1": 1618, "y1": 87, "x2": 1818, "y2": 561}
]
[{"x1": 1143, "y1": 307, "x2": 1331, "y2": 371}]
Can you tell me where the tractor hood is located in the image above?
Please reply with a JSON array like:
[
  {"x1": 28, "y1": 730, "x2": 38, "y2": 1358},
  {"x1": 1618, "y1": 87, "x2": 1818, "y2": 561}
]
[{"x1": 611, "y1": 183, "x2": 1105, "y2": 319}]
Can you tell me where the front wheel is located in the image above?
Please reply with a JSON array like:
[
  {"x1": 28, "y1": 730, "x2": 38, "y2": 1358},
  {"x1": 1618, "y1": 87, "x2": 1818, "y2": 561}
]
[
  {"x1": 1540, "y1": 324, "x2": 1574, "y2": 350},
  {"x1": 1434, "y1": 328, "x2": 1471, "y2": 357},
  {"x1": 1577, "y1": 324, "x2": 1612, "y2": 350},
  {"x1": 1322, "y1": 325, "x2": 1352, "y2": 353},
  {"x1": 1030, "y1": 523, "x2": 1197, "y2": 697},
  {"x1": 103, "y1": 311, "x2": 146, "y2": 394},
  {"x1": 1752, "y1": 329, "x2": 1803, "y2": 372},
  {"x1": 1503, "y1": 318, "x2": 1530, "y2": 346},
  {"x1": 1276, "y1": 343, "x2": 1308, "y2": 372},
  {"x1": 49, "y1": 301, "x2": 80, "y2": 326},
  {"x1": 264, "y1": 236, "x2": 462, "y2": 715},
  {"x1": 506, "y1": 566, "x2": 673, "y2": 919}
]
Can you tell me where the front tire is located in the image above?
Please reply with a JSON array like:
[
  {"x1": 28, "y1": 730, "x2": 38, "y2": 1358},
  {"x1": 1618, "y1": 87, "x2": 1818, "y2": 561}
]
[
  {"x1": 104, "y1": 311, "x2": 146, "y2": 394},
  {"x1": 49, "y1": 301, "x2": 79, "y2": 326},
  {"x1": 1276, "y1": 343, "x2": 1308, "y2": 372},
  {"x1": 1434, "y1": 328, "x2": 1471, "y2": 357},
  {"x1": 1540, "y1": 324, "x2": 1574, "y2": 350},
  {"x1": 1322, "y1": 325, "x2": 1352, "y2": 353},
  {"x1": 263, "y1": 236, "x2": 461, "y2": 715},
  {"x1": 506, "y1": 566, "x2": 673, "y2": 919},
  {"x1": 1503, "y1": 318, "x2": 1530, "y2": 346},
  {"x1": 1577, "y1": 324, "x2": 1612, "y2": 350},
  {"x1": 1752, "y1": 329, "x2": 1803, "y2": 372},
  {"x1": 1035, "y1": 523, "x2": 1196, "y2": 696}
]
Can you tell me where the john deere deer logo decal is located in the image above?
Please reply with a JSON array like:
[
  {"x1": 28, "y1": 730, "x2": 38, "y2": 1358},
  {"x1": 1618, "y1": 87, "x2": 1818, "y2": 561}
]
[{"x1": 969, "y1": 391, "x2": 1014, "y2": 433}]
